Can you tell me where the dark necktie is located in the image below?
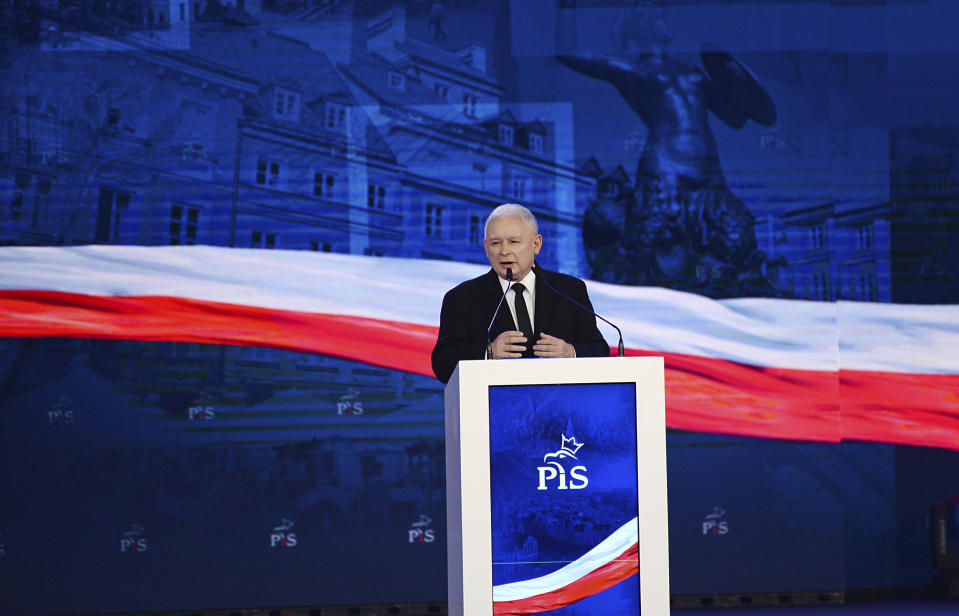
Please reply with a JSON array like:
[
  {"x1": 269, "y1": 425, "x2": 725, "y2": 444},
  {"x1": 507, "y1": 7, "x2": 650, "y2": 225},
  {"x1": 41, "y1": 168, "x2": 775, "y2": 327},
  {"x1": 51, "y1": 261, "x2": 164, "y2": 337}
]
[{"x1": 512, "y1": 282, "x2": 534, "y2": 358}]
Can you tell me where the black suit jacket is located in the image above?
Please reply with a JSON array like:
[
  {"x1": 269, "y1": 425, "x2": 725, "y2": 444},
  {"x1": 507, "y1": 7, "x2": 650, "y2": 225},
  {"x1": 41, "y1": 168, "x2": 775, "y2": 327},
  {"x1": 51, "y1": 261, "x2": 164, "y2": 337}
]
[{"x1": 431, "y1": 265, "x2": 610, "y2": 383}]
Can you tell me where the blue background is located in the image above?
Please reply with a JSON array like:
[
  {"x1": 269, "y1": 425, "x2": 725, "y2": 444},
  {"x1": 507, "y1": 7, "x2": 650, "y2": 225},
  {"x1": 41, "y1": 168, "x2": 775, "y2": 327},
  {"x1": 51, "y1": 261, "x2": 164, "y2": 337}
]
[{"x1": 2, "y1": 0, "x2": 959, "y2": 613}]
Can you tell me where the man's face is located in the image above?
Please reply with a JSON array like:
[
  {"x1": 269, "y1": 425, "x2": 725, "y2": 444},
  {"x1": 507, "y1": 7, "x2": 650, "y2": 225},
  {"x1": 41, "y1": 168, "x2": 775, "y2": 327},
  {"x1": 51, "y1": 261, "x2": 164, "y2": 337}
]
[{"x1": 483, "y1": 215, "x2": 542, "y2": 281}]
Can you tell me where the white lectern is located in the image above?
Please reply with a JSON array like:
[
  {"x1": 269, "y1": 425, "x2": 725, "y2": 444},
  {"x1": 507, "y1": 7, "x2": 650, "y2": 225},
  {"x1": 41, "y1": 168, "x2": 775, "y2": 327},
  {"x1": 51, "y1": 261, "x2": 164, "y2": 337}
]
[{"x1": 445, "y1": 357, "x2": 669, "y2": 615}]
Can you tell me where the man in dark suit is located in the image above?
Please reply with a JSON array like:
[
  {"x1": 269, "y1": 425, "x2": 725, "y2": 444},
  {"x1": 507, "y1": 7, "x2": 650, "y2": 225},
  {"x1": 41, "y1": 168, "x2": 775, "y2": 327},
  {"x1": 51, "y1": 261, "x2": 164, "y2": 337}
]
[{"x1": 431, "y1": 204, "x2": 610, "y2": 384}]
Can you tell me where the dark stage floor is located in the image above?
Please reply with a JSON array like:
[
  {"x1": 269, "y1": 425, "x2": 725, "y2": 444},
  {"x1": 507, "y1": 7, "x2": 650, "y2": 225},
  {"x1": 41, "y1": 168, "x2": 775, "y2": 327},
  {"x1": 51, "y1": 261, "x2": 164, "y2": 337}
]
[{"x1": 674, "y1": 600, "x2": 959, "y2": 615}]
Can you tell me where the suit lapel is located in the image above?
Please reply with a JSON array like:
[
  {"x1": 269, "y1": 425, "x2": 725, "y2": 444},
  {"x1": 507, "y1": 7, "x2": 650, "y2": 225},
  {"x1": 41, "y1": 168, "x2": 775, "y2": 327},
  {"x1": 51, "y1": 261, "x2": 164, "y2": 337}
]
[{"x1": 533, "y1": 265, "x2": 554, "y2": 337}]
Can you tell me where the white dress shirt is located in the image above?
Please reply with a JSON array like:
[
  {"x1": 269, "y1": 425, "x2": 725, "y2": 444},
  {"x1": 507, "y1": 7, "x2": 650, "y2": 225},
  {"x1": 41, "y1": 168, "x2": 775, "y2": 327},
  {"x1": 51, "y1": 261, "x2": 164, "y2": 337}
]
[{"x1": 497, "y1": 269, "x2": 536, "y2": 332}]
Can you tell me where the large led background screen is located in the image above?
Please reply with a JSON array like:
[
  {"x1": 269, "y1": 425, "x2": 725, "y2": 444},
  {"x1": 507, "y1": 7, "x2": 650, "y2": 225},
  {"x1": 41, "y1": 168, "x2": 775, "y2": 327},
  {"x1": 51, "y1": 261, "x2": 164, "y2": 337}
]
[{"x1": 1, "y1": 0, "x2": 959, "y2": 614}]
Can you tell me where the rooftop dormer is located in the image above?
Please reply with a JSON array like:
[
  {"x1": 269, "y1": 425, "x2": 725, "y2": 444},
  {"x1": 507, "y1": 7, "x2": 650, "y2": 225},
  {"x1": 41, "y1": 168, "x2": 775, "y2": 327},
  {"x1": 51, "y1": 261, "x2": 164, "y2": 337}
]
[
  {"x1": 456, "y1": 42, "x2": 487, "y2": 74},
  {"x1": 262, "y1": 79, "x2": 302, "y2": 122}
]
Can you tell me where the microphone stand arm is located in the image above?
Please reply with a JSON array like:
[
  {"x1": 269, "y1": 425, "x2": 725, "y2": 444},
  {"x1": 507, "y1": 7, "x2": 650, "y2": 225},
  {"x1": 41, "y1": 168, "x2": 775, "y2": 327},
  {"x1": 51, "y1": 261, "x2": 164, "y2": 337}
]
[
  {"x1": 541, "y1": 277, "x2": 625, "y2": 357},
  {"x1": 485, "y1": 268, "x2": 513, "y2": 359}
]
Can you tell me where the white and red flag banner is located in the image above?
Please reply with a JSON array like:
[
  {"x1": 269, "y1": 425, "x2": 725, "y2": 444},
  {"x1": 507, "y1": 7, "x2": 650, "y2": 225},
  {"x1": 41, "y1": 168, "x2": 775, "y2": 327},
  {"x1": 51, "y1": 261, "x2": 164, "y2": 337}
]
[
  {"x1": 491, "y1": 517, "x2": 639, "y2": 615},
  {"x1": 1, "y1": 244, "x2": 958, "y2": 450}
]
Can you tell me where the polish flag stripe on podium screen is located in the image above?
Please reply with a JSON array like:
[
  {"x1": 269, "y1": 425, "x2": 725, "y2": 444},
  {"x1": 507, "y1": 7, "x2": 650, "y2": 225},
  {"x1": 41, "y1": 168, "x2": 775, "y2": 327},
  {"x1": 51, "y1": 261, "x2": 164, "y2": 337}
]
[{"x1": 491, "y1": 517, "x2": 639, "y2": 614}]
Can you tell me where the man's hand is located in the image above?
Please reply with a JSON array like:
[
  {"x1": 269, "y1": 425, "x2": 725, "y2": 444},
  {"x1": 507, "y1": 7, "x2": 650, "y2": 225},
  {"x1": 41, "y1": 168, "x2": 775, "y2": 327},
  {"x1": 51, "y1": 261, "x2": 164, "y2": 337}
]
[
  {"x1": 533, "y1": 333, "x2": 575, "y2": 358},
  {"x1": 491, "y1": 330, "x2": 528, "y2": 359}
]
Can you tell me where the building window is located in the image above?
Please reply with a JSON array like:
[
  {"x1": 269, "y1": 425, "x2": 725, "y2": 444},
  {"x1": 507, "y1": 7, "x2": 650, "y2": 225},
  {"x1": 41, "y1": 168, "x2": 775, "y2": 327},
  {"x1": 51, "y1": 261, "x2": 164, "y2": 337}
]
[
  {"x1": 510, "y1": 175, "x2": 528, "y2": 201},
  {"x1": 498, "y1": 124, "x2": 514, "y2": 146},
  {"x1": 170, "y1": 203, "x2": 199, "y2": 245},
  {"x1": 326, "y1": 102, "x2": 347, "y2": 131},
  {"x1": 529, "y1": 133, "x2": 543, "y2": 154},
  {"x1": 274, "y1": 89, "x2": 300, "y2": 121},
  {"x1": 600, "y1": 181, "x2": 618, "y2": 198},
  {"x1": 32, "y1": 178, "x2": 50, "y2": 228},
  {"x1": 256, "y1": 158, "x2": 280, "y2": 187},
  {"x1": 469, "y1": 214, "x2": 481, "y2": 245},
  {"x1": 8, "y1": 193, "x2": 23, "y2": 221},
  {"x1": 434, "y1": 82, "x2": 450, "y2": 99},
  {"x1": 425, "y1": 203, "x2": 444, "y2": 238},
  {"x1": 9, "y1": 172, "x2": 31, "y2": 222},
  {"x1": 313, "y1": 171, "x2": 335, "y2": 199},
  {"x1": 95, "y1": 186, "x2": 131, "y2": 243},
  {"x1": 5, "y1": 115, "x2": 20, "y2": 154},
  {"x1": 388, "y1": 71, "x2": 406, "y2": 90},
  {"x1": 251, "y1": 230, "x2": 276, "y2": 249},
  {"x1": 9, "y1": 173, "x2": 52, "y2": 228},
  {"x1": 809, "y1": 224, "x2": 826, "y2": 249},
  {"x1": 858, "y1": 273, "x2": 874, "y2": 301},
  {"x1": 463, "y1": 94, "x2": 477, "y2": 118},
  {"x1": 811, "y1": 272, "x2": 828, "y2": 300},
  {"x1": 367, "y1": 183, "x2": 386, "y2": 209},
  {"x1": 856, "y1": 225, "x2": 872, "y2": 251},
  {"x1": 310, "y1": 240, "x2": 332, "y2": 252}
]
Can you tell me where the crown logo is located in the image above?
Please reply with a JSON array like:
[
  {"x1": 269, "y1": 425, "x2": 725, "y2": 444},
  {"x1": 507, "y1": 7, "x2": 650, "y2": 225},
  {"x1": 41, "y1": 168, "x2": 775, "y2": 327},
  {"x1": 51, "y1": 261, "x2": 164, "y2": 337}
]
[
  {"x1": 273, "y1": 518, "x2": 295, "y2": 532},
  {"x1": 411, "y1": 514, "x2": 432, "y2": 528},
  {"x1": 561, "y1": 434, "x2": 584, "y2": 456}
]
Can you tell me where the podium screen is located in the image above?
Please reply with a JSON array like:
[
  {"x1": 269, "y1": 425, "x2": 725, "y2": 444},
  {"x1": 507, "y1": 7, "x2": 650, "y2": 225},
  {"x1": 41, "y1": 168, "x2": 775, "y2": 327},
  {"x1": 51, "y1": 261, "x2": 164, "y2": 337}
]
[{"x1": 488, "y1": 382, "x2": 640, "y2": 614}]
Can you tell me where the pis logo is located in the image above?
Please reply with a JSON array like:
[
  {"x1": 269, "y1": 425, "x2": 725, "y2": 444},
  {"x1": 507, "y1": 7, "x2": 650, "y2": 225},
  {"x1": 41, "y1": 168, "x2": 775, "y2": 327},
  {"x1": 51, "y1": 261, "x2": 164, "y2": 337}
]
[
  {"x1": 408, "y1": 514, "x2": 436, "y2": 543},
  {"x1": 337, "y1": 388, "x2": 363, "y2": 415},
  {"x1": 702, "y1": 506, "x2": 729, "y2": 535},
  {"x1": 536, "y1": 434, "x2": 588, "y2": 491},
  {"x1": 188, "y1": 406, "x2": 214, "y2": 420},
  {"x1": 270, "y1": 519, "x2": 297, "y2": 548},
  {"x1": 120, "y1": 523, "x2": 148, "y2": 552},
  {"x1": 48, "y1": 395, "x2": 75, "y2": 424},
  {"x1": 188, "y1": 394, "x2": 214, "y2": 420}
]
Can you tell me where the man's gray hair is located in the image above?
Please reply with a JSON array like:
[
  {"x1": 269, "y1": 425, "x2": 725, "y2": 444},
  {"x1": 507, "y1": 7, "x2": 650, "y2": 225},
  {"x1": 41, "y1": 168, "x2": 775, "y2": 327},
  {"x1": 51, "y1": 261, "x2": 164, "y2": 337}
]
[{"x1": 484, "y1": 203, "x2": 538, "y2": 237}]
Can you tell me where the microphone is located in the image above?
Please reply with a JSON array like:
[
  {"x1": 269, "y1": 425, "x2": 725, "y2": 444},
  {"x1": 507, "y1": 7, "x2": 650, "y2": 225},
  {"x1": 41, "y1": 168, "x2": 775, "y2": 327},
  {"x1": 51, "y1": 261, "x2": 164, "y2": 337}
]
[
  {"x1": 539, "y1": 274, "x2": 625, "y2": 357},
  {"x1": 486, "y1": 267, "x2": 513, "y2": 359}
]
